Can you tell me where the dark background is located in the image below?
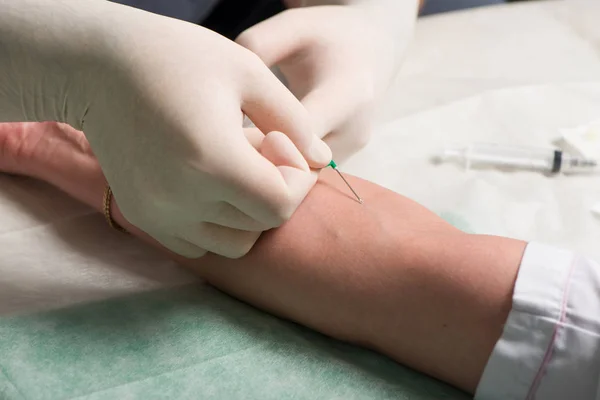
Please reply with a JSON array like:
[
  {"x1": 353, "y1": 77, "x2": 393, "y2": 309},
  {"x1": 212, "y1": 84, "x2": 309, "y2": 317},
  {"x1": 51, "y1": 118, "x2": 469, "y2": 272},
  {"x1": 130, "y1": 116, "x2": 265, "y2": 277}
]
[{"x1": 109, "y1": 0, "x2": 516, "y2": 40}]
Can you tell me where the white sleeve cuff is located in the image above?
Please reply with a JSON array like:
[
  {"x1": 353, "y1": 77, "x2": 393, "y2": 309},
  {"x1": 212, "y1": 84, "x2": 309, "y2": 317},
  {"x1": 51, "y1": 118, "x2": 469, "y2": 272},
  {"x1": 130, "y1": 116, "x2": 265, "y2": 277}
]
[{"x1": 475, "y1": 242, "x2": 600, "y2": 400}]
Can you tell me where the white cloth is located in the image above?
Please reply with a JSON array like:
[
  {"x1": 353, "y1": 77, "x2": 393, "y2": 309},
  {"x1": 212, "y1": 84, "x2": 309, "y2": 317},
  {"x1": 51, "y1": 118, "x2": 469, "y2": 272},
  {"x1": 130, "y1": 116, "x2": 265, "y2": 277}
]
[{"x1": 476, "y1": 242, "x2": 600, "y2": 400}]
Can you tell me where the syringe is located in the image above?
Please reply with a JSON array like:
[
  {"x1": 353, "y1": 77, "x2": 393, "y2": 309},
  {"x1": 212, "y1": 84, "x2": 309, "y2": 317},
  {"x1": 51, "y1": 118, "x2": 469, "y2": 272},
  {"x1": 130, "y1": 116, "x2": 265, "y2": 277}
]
[{"x1": 440, "y1": 143, "x2": 599, "y2": 174}]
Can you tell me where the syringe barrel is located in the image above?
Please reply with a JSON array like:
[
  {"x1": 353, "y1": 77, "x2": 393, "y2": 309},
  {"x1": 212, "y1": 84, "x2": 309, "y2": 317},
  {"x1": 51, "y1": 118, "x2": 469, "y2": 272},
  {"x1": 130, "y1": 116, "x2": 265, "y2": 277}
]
[
  {"x1": 443, "y1": 143, "x2": 555, "y2": 171},
  {"x1": 442, "y1": 143, "x2": 599, "y2": 173}
]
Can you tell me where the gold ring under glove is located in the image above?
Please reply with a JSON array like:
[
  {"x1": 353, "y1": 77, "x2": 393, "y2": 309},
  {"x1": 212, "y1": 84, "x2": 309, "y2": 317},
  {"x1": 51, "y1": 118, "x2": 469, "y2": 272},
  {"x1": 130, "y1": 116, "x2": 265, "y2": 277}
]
[{"x1": 102, "y1": 185, "x2": 128, "y2": 234}]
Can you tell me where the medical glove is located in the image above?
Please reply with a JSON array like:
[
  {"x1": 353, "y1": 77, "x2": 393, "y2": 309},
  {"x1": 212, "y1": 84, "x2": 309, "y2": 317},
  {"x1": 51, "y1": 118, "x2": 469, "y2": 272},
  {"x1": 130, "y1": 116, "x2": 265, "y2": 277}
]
[
  {"x1": 237, "y1": 1, "x2": 418, "y2": 162},
  {"x1": 0, "y1": 0, "x2": 331, "y2": 258}
]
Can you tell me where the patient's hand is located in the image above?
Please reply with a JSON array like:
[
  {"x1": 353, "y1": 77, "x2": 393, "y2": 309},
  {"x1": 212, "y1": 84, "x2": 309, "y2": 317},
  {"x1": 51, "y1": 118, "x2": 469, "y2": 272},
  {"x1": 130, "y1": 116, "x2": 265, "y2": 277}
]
[
  {"x1": 0, "y1": 122, "x2": 88, "y2": 176},
  {"x1": 0, "y1": 121, "x2": 526, "y2": 394},
  {"x1": 0, "y1": 122, "x2": 106, "y2": 210}
]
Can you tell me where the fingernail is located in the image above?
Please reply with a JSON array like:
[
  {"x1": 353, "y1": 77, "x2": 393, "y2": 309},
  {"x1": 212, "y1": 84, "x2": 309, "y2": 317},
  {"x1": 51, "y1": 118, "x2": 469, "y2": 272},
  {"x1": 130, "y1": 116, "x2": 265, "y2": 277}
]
[{"x1": 308, "y1": 136, "x2": 332, "y2": 167}]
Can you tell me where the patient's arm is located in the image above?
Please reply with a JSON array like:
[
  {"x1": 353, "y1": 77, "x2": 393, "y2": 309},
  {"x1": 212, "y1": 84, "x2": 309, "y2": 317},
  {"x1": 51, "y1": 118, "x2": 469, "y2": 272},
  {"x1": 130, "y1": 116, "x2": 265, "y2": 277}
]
[{"x1": 0, "y1": 122, "x2": 526, "y2": 393}]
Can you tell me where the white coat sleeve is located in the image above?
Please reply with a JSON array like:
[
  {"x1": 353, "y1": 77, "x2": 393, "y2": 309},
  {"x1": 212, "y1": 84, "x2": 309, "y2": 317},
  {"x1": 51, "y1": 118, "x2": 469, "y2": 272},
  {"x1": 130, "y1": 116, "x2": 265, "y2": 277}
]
[{"x1": 476, "y1": 242, "x2": 600, "y2": 400}]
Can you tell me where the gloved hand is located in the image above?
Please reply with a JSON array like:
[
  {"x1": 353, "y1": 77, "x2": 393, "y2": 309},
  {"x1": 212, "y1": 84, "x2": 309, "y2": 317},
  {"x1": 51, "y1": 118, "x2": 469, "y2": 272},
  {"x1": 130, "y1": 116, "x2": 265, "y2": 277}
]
[
  {"x1": 236, "y1": 3, "x2": 417, "y2": 162},
  {"x1": 0, "y1": 0, "x2": 332, "y2": 258}
]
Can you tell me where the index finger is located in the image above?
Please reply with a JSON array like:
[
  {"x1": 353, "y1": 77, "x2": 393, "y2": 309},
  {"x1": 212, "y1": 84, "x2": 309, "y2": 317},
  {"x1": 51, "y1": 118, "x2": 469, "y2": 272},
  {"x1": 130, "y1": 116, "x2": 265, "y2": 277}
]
[{"x1": 240, "y1": 59, "x2": 332, "y2": 168}]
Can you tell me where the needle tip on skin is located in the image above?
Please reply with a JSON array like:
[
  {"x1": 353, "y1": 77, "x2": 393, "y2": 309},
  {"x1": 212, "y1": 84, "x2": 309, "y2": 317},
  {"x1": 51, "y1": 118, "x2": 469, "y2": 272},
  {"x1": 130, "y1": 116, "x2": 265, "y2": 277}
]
[{"x1": 329, "y1": 162, "x2": 363, "y2": 204}]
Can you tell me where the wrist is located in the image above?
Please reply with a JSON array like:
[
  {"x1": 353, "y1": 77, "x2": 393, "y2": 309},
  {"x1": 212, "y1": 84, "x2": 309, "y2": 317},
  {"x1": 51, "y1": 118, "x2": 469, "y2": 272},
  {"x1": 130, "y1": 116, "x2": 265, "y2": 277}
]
[{"x1": 17, "y1": 122, "x2": 108, "y2": 209}]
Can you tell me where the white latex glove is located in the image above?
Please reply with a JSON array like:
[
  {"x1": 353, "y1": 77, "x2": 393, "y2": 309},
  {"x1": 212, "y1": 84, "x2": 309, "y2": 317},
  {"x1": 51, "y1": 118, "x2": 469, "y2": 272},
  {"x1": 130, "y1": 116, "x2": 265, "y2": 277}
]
[
  {"x1": 237, "y1": 3, "x2": 417, "y2": 162},
  {"x1": 0, "y1": 0, "x2": 332, "y2": 258}
]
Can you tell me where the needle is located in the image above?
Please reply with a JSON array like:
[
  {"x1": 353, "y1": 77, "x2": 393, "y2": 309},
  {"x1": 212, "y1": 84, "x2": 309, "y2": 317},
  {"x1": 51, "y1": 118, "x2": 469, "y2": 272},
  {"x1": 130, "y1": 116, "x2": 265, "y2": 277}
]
[{"x1": 328, "y1": 160, "x2": 363, "y2": 204}]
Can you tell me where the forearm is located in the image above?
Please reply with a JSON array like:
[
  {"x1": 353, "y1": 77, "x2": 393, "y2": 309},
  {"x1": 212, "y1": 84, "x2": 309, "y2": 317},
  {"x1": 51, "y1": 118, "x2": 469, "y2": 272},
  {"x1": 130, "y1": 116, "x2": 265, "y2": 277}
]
[
  {"x1": 195, "y1": 180, "x2": 524, "y2": 393},
  {"x1": 198, "y1": 206, "x2": 524, "y2": 394},
  {"x1": 38, "y1": 153, "x2": 525, "y2": 393}
]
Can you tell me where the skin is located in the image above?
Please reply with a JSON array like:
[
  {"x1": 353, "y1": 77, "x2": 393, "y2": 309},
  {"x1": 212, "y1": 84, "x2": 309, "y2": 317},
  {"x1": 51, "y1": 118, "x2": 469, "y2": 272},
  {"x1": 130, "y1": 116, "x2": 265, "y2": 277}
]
[{"x1": 0, "y1": 122, "x2": 526, "y2": 393}]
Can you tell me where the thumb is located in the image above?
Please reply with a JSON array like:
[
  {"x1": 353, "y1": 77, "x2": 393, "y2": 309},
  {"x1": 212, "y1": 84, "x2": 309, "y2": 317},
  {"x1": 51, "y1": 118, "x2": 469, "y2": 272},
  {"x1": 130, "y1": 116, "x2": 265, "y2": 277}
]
[{"x1": 236, "y1": 10, "x2": 309, "y2": 67}]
